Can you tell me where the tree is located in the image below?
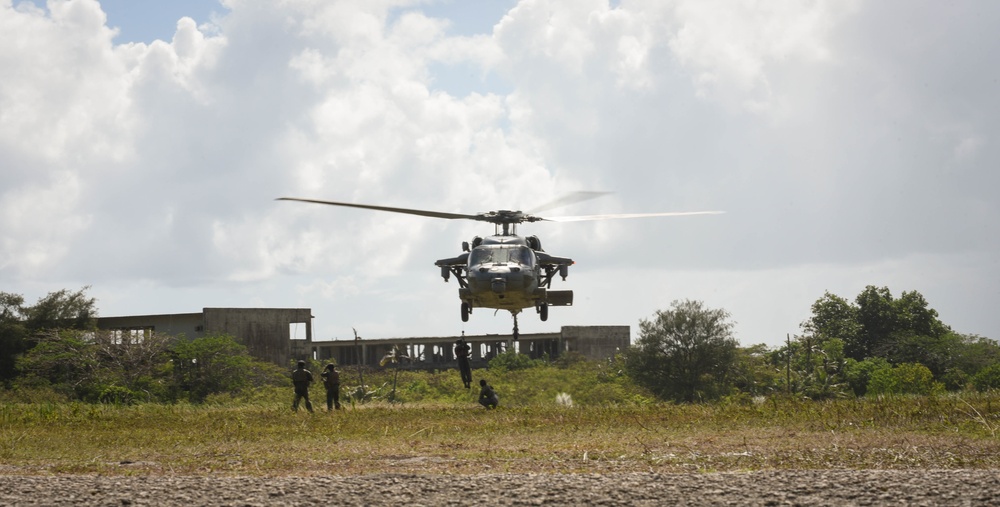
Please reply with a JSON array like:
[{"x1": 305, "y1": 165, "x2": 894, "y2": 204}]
[
  {"x1": 625, "y1": 300, "x2": 738, "y2": 403},
  {"x1": 0, "y1": 292, "x2": 28, "y2": 383},
  {"x1": 946, "y1": 334, "x2": 1000, "y2": 386},
  {"x1": 804, "y1": 286, "x2": 954, "y2": 371},
  {"x1": 380, "y1": 345, "x2": 410, "y2": 402},
  {"x1": 852, "y1": 286, "x2": 896, "y2": 360},
  {"x1": 15, "y1": 329, "x2": 174, "y2": 402},
  {"x1": 731, "y1": 343, "x2": 782, "y2": 397},
  {"x1": 22, "y1": 287, "x2": 98, "y2": 333},
  {"x1": 783, "y1": 335, "x2": 849, "y2": 399},
  {"x1": 91, "y1": 330, "x2": 174, "y2": 401},
  {"x1": 843, "y1": 357, "x2": 890, "y2": 397},
  {"x1": 1, "y1": 287, "x2": 98, "y2": 385},
  {"x1": 802, "y1": 292, "x2": 859, "y2": 345},
  {"x1": 972, "y1": 363, "x2": 1000, "y2": 392},
  {"x1": 170, "y1": 334, "x2": 284, "y2": 402},
  {"x1": 15, "y1": 330, "x2": 101, "y2": 399}
]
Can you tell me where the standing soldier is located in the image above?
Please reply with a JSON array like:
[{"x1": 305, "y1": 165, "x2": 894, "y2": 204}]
[
  {"x1": 291, "y1": 360, "x2": 314, "y2": 413},
  {"x1": 454, "y1": 338, "x2": 472, "y2": 389},
  {"x1": 321, "y1": 363, "x2": 341, "y2": 410}
]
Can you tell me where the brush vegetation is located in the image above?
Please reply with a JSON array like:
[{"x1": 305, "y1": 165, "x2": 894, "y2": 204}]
[
  {"x1": 3, "y1": 364, "x2": 999, "y2": 476},
  {"x1": 3, "y1": 286, "x2": 1000, "y2": 475}
]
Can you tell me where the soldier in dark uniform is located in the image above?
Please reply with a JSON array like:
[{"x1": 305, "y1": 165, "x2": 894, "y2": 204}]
[
  {"x1": 321, "y1": 363, "x2": 341, "y2": 410},
  {"x1": 478, "y1": 378, "x2": 498, "y2": 409},
  {"x1": 291, "y1": 360, "x2": 314, "y2": 413},
  {"x1": 454, "y1": 338, "x2": 473, "y2": 389}
]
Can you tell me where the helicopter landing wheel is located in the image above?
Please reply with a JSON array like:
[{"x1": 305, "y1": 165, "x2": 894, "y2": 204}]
[
  {"x1": 538, "y1": 303, "x2": 548, "y2": 322},
  {"x1": 461, "y1": 302, "x2": 471, "y2": 322}
]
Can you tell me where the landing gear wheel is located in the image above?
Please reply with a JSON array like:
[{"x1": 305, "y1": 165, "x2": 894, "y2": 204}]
[
  {"x1": 461, "y1": 302, "x2": 470, "y2": 322},
  {"x1": 539, "y1": 303, "x2": 548, "y2": 322}
]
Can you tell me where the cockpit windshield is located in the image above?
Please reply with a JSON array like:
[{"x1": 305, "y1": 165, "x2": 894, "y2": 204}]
[{"x1": 469, "y1": 246, "x2": 534, "y2": 267}]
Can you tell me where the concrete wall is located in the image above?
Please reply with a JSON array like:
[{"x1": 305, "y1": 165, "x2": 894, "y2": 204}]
[
  {"x1": 202, "y1": 308, "x2": 312, "y2": 368},
  {"x1": 562, "y1": 326, "x2": 630, "y2": 359},
  {"x1": 96, "y1": 313, "x2": 203, "y2": 339},
  {"x1": 98, "y1": 308, "x2": 313, "y2": 367}
]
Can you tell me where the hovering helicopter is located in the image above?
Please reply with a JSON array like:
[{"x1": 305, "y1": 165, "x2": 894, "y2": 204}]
[{"x1": 277, "y1": 193, "x2": 722, "y2": 339}]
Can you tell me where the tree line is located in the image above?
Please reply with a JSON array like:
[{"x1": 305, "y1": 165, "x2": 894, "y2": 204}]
[
  {"x1": 625, "y1": 287, "x2": 1000, "y2": 402},
  {"x1": 2, "y1": 285, "x2": 999, "y2": 405},
  {"x1": 1, "y1": 288, "x2": 285, "y2": 403}
]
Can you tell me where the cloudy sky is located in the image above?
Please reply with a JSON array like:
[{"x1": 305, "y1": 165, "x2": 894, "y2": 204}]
[{"x1": 2, "y1": 0, "x2": 997, "y2": 347}]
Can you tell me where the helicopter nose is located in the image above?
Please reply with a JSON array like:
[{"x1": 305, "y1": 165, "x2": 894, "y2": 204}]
[{"x1": 491, "y1": 276, "x2": 507, "y2": 293}]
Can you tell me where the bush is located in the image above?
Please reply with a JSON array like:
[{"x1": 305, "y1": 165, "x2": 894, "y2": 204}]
[
  {"x1": 171, "y1": 334, "x2": 286, "y2": 402},
  {"x1": 972, "y1": 363, "x2": 1000, "y2": 392},
  {"x1": 488, "y1": 349, "x2": 545, "y2": 371},
  {"x1": 98, "y1": 385, "x2": 135, "y2": 405},
  {"x1": 940, "y1": 368, "x2": 970, "y2": 391},
  {"x1": 867, "y1": 363, "x2": 942, "y2": 396},
  {"x1": 844, "y1": 357, "x2": 891, "y2": 397}
]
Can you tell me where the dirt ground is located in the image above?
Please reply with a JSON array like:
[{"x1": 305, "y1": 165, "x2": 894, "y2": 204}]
[{"x1": 3, "y1": 470, "x2": 1000, "y2": 506}]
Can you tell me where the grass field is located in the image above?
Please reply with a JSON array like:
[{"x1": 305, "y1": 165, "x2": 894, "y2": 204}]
[{"x1": 2, "y1": 389, "x2": 999, "y2": 476}]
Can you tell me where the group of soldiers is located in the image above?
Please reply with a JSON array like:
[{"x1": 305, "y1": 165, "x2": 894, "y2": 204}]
[
  {"x1": 455, "y1": 337, "x2": 499, "y2": 409},
  {"x1": 291, "y1": 361, "x2": 341, "y2": 413},
  {"x1": 290, "y1": 337, "x2": 498, "y2": 412}
]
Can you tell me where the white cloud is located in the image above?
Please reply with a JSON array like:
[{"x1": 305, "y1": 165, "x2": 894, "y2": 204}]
[
  {"x1": 667, "y1": 0, "x2": 857, "y2": 112},
  {"x1": 1, "y1": 0, "x2": 998, "y2": 345}
]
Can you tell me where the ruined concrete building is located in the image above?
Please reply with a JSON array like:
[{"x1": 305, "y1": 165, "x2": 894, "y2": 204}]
[
  {"x1": 316, "y1": 325, "x2": 630, "y2": 370},
  {"x1": 98, "y1": 308, "x2": 629, "y2": 368},
  {"x1": 97, "y1": 308, "x2": 314, "y2": 368}
]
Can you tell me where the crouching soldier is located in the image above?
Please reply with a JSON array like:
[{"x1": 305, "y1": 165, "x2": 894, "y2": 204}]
[{"x1": 478, "y1": 379, "x2": 498, "y2": 409}]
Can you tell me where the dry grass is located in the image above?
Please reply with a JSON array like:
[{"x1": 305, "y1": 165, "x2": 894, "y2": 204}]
[{"x1": 2, "y1": 392, "x2": 999, "y2": 476}]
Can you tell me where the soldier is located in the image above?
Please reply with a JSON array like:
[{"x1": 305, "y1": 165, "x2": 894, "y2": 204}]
[
  {"x1": 321, "y1": 363, "x2": 341, "y2": 410},
  {"x1": 454, "y1": 338, "x2": 472, "y2": 389},
  {"x1": 291, "y1": 360, "x2": 314, "y2": 413},
  {"x1": 478, "y1": 378, "x2": 498, "y2": 409}
]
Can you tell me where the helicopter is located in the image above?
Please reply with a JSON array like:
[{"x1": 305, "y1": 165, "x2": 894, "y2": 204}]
[{"x1": 277, "y1": 193, "x2": 722, "y2": 339}]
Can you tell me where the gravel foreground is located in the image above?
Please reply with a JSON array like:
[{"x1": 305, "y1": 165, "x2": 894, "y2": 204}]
[{"x1": 3, "y1": 470, "x2": 1000, "y2": 506}]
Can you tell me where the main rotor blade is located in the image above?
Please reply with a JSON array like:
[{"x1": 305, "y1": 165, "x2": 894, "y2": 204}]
[
  {"x1": 541, "y1": 210, "x2": 725, "y2": 222},
  {"x1": 527, "y1": 191, "x2": 614, "y2": 214},
  {"x1": 277, "y1": 197, "x2": 479, "y2": 220}
]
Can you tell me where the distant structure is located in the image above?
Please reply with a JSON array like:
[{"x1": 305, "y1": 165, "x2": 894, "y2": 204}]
[
  {"x1": 98, "y1": 308, "x2": 628, "y2": 369},
  {"x1": 97, "y1": 308, "x2": 313, "y2": 367},
  {"x1": 313, "y1": 326, "x2": 630, "y2": 370}
]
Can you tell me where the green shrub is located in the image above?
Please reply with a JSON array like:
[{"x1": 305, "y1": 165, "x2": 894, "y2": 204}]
[
  {"x1": 972, "y1": 363, "x2": 1000, "y2": 392},
  {"x1": 98, "y1": 385, "x2": 135, "y2": 405},
  {"x1": 867, "y1": 363, "x2": 942, "y2": 396},
  {"x1": 940, "y1": 368, "x2": 970, "y2": 391},
  {"x1": 488, "y1": 349, "x2": 545, "y2": 371},
  {"x1": 844, "y1": 357, "x2": 891, "y2": 396}
]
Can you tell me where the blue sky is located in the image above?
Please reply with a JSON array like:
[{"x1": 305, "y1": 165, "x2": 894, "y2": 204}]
[
  {"x1": 22, "y1": 0, "x2": 225, "y2": 42},
  {"x1": 22, "y1": 1, "x2": 518, "y2": 41},
  {"x1": 99, "y1": 0, "x2": 223, "y2": 42},
  {"x1": 3, "y1": 1, "x2": 998, "y2": 346}
]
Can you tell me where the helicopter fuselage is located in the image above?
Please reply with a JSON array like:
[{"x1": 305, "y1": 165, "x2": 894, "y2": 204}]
[{"x1": 435, "y1": 234, "x2": 574, "y2": 322}]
